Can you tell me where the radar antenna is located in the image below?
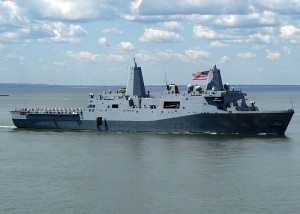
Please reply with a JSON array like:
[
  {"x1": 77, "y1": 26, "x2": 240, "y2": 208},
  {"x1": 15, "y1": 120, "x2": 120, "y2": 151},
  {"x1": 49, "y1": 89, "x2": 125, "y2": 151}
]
[{"x1": 165, "y1": 71, "x2": 167, "y2": 86}]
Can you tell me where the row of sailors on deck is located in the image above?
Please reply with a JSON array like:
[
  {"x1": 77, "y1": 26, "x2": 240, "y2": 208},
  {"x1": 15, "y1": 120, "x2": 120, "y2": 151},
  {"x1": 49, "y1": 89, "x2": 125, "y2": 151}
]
[{"x1": 14, "y1": 107, "x2": 84, "y2": 114}]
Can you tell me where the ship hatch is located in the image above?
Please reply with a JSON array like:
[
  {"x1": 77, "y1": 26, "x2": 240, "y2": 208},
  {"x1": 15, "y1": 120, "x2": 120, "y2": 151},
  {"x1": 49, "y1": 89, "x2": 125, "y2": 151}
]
[{"x1": 97, "y1": 117, "x2": 102, "y2": 126}]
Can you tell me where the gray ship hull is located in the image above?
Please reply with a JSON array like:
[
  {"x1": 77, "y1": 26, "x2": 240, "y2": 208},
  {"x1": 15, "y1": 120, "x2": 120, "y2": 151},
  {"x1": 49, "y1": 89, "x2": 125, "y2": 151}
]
[
  {"x1": 10, "y1": 62, "x2": 295, "y2": 135},
  {"x1": 12, "y1": 110, "x2": 294, "y2": 135}
]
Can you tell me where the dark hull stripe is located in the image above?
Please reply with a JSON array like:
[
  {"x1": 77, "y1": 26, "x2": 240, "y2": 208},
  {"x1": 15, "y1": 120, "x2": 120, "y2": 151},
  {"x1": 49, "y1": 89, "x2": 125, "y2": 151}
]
[{"x1": 12, "y1": 110, "x2": 294, "y2": 135}]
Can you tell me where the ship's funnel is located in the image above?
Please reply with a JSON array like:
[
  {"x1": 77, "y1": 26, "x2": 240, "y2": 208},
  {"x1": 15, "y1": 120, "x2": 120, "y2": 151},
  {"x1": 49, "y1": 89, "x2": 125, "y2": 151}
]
[
  {"x1": 125, "y1": 59, "x2": 146, "y2": 97},
  {"x1": 204, "y1": 65, "x2": 224, "y2": 92}
]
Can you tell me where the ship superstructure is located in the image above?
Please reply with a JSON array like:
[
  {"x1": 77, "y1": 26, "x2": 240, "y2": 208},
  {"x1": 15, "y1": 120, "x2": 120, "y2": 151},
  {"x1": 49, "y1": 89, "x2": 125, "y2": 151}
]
[{"x1": 11, "y1": 60, "x2": 294, "y2": 134}]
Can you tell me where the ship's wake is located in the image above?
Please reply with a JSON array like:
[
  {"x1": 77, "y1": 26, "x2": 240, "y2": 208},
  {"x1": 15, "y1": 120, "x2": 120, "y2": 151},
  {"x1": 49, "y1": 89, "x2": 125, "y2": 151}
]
[{"x1": 0, "y1": 125, "x2": 16, "y2": 129}]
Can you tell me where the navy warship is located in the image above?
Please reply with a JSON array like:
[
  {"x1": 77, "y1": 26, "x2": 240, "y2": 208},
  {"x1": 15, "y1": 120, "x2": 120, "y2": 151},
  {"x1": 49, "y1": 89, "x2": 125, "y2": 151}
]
[{"x1": 11, "y1": 60, "x2": 294, "y2": 134}]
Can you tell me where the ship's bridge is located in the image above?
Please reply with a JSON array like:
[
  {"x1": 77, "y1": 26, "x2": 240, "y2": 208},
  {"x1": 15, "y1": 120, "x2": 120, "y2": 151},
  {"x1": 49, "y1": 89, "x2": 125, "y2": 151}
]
[{"x1": 166, "y1": 84, "x2": 179, "y2": 94}]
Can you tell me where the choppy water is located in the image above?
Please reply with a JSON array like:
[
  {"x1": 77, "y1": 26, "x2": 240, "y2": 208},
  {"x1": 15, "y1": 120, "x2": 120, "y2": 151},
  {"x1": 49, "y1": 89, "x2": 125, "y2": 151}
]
[{"x1": 0, "y1": 85, "x2": 300, "y2": 214}]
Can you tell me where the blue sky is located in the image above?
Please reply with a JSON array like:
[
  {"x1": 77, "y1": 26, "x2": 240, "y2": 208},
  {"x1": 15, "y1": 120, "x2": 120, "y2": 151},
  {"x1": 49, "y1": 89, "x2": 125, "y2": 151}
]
[{"x1": 1, "y1": 0, "x2": 300, "y2": 85}]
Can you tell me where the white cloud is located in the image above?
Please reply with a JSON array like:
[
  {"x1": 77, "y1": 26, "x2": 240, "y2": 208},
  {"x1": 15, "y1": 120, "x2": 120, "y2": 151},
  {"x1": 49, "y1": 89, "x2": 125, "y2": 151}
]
[
  {"x1": 2, "y1": 0, "x2": 299, "y2": 28},
  {"x1": 67, "y1": 51, "x2": 99, "y2": 61},
  {"x1": 157, "y1": 49, "x2": 184, "y2": 60},
  {"x1": 185, "y1": 47, "x2": 209, "y2": 59},
  {"x1": 102, "y1": 26, "x2": 123, "y2": 34},
  {"x1": 283, "y1": 46, "x2": 292, "y2": 54},
  {"x1": 0, "y1": 32, "x2": 19, "y2": 41},
  {"x1": 257, "y1": 1, "x2": 300, "y2": 15},
  {"x1": 193, "y1": 25, "x2": 216, "y2": 39},
  {"x1": 214, "y1": 15, "x2": 239, "y2": 27},
  {"x1": 139, "y1": 27, "x2": 184, "y2": 42},
  {"x1": 51, "y1": 22, "x2": 88, "y2": 42},
  {"x1": 0, "y1": 28, "x2": 33, "y2": 43},
  {"x1": 160, "y1": 21, "x2": 184, "y2": 31},
  {"x1": 138, "y1": 0, "x2": 251, "y2": 16},
  {"x1": 261, "y1": 27, "x2": 276, "y2": 35},
  {"x1": 134, "y1": 0, "x2": 300, "y2": 22},
  {"x1": 107, "y1": 54, "x2": 127, "y2": 62},
  {"x1": 213, "y1": 11, "x2": 278, "y2": 27},
  {"x1": 219, "y1": 55, "x2": 230, "y2": 64},
  {"x1": 129, "y1": 0, "x2": 142, "y2": 14},
  {"x1": 66, "y1": 51, "x2": 127, "y2": 62},
  {"x1": 0, "y1": 0, "x2": 28, "y2": 26},
  {"x1": 248, "y1": 33, "x2": 273, "y2": 44},
  {"x1": 135, "y1": 49, "x2": 207, "y2": 62},
  {"x1": 97, "y1": 37, "x2": 109, "y2": 46},
  {"x1": 280, "y1": 25, "x2": 299, "y2": 39},
  {"x1": 258, "y1": 11, "x2": 277, "y2": 25},
  {"x1": 5, "y1": 51, "x2": 25, "y2": 63},
  {"x1": 0, "y1": 0, "x2": 296, "y2": 46},
  {"x1": 266, "y1": 50, "x2": 281, "y2": 60},
  {"x1": 135, "y1": 50, "x2": 155, "y2": 61},
  {"x1": 119, "y1": 41, "x2": 135, "y2": 50},
  {"x1": 124, "y1": 1, "x2": 293, "y2": 29},
  {"x1": 135, "y1": 49, "x2": 184, "y2": 62},
  {"x1": 66, "y1": 24, "x2": 88, "y2": 37},
  {"x1": 26, "y1": 0, "x2": 123, "y2": 21},
  {"x1": 53, "y1": 61, "x2": 65, "y2": 66},
  {"x1": 0, "y1": 43, "x2": 4, "y2": 49},
  {"x1": 32, "y1": 22, "x2": 88, "y2": 43},
  {"x1": 209, "y1": 41, "x2": 229, "y2": 48},
  {"x1": 237, "y1": 52, "x2": 256, "y2": 59}
]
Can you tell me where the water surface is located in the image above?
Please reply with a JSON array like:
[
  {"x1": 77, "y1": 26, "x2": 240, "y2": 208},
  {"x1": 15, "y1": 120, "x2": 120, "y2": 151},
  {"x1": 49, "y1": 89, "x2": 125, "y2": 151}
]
[{"x1": 0, "y1": 85, "x2": 299, "y2": 213}]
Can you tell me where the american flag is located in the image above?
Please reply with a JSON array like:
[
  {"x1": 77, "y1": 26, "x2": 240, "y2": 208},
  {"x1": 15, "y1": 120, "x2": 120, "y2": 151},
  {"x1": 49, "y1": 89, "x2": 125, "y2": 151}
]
[{"x1": 192, "y1": 71, "x2": 209, "y2": 80}]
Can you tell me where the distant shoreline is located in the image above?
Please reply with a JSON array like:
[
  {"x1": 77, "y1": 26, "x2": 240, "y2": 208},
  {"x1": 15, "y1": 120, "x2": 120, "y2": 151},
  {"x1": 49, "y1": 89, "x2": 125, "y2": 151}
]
[{"x1": 0, "y1": 83, "x2": 299, "y2": 88}]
